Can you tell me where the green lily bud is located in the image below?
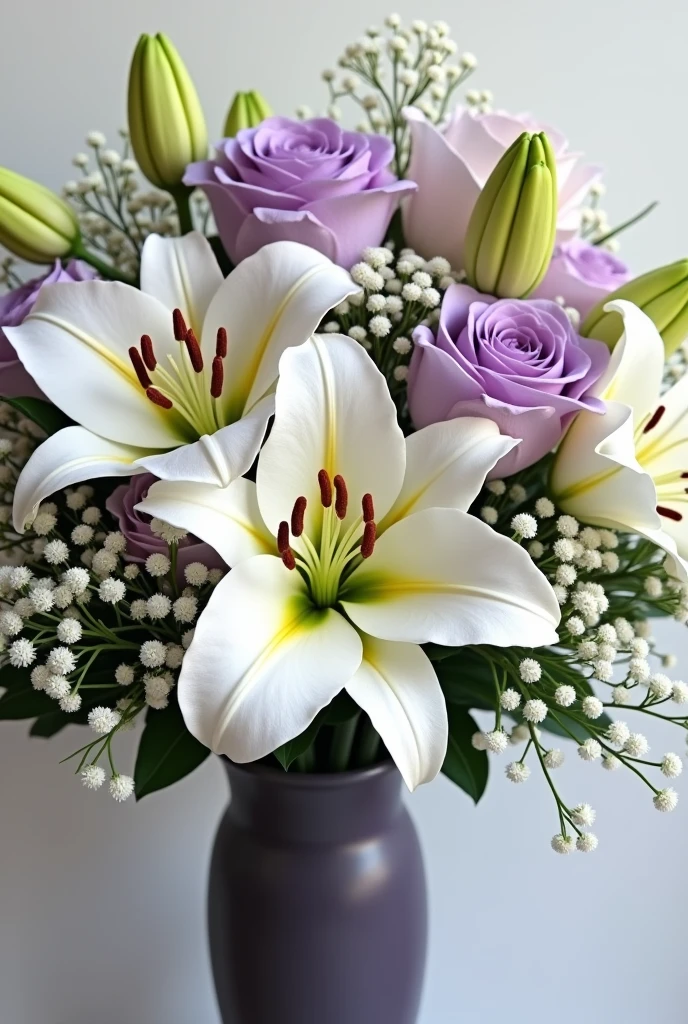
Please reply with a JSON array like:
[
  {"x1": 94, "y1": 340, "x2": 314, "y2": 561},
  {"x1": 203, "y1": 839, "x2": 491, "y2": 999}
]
[
  {"x1": 0, "y1": 167, "x2": 80, "y2": 264},
  {"x1": 581, "y1": 259, "x2": 688, "y2": 355},
  {"x1": 127, "y1": 33, "x2": 208, "y2": 190},
  {"x1": 223, "y1": 90, "x2": 273, "y2": 137},
  {"x1": 464, "y1": 131, "x2": 558, "y2": 299}
]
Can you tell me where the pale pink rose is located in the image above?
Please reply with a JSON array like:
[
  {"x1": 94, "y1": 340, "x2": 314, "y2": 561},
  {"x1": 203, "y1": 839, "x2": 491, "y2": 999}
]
[{"x1": 402, "y1": 106, "x2": 602, "y2": 272}]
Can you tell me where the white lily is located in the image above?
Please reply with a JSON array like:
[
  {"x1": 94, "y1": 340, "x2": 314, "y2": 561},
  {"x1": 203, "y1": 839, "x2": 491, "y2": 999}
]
[
  {"x1": 7, "y1": 232, "x2": 355, "y2": 530},
  {"x1": 139, "y1": 334, "x2": 560, "y2": 791},
  {"x1": 551, "y1": 299, "x2": 688, "y2": 578}
]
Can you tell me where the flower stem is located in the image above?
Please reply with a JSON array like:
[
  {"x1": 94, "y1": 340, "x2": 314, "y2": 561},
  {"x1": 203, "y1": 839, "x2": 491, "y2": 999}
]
[
  {"x1": 171, "y1": 186, "x2": 194, "y2": 235},
  {"x1": 328, "y1": 714, "x2": 360, "y2": 772},
  {"x1": 71, "y1": 240, "x2": 136, "y2": 284},
  {"x1": 352, "y1": 715, "x2": 381, "y2": 768}
]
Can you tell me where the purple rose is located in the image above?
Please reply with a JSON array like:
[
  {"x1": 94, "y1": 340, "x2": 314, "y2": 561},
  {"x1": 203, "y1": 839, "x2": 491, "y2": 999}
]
[
  {"x1": 106, "y1": 474, "x2": 226, "y2": 580},
  {"x1": 184, "y1": 117, "x2": 417, "y2": 268},
  {"x1": 0, "y1": 259, "x2": 96, "y2": 397},
  {"x1": 534, "y1": 238, "x2": 632, "y2": 317},
  {"x1": 408, "y1": 284, "x2": 610, "y2": 476}
]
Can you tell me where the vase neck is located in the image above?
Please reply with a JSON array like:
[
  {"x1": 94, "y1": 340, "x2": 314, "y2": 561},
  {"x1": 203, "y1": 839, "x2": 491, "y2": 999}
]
[{"x1": 222, "y1": 761, "x2": 404, "y2": 844}]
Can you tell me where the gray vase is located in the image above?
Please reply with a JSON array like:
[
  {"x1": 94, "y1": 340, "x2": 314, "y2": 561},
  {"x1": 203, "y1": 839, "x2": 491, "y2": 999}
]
[{"x1": 208, "y1": 760, "x2": 428, "y2": 1024}]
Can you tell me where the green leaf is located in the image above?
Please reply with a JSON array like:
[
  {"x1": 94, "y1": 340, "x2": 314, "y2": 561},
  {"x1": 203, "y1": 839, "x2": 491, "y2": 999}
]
[
  {"x1": 0, "y1": 676, "x2": 55, "y2": 719},
  {"x1": 3, "y1": 396, "x2": 72, "y2": 436},
  {"x1": 274, "y1": 715, "x2": 323, "y2": 770},
  {"x1": 30, "y1": 711, "x2": 70, "y2": 737},
  {"x1": 134, "y1": 699, "x2": 210, "y2": 799},
  {"x1": 434, "y1": 651, "x2": 495, "y2": 710},
  {"x1": 442, "y1": 707, "x2": 489, "y2": 804},
  {"x1": 323, "y1": 691, "x2": 359, "y2": 724}
]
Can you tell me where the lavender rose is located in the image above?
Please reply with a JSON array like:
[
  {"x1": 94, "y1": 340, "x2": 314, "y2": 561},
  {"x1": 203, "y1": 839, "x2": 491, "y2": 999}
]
[
  {"x1": 106, "y1": 474, "x2": 225, "y2": 580},
  {"x1": 534, "y1": 238, "x2": 632, "y2": 318},
  {"x1": 0, "y1": 259, "x2": 96, "y2": 397},
  {"x1": 184, "y1": 116, "x2": 416, "y2": 268},
  {"x1": 408, "y1": 284, "x2": 610, "y2": 476}
]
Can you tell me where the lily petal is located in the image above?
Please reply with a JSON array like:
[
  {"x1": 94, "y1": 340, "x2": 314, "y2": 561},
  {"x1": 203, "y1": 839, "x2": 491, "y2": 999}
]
[
  {"x1": 346, "y1": 636, "x2": 448, "y2": 791},
  {"x1": 137, "y1": 476, "x2": 273, "y2": 567},
  {"x1": 139, "y1": 231, "x2": 223, "y2": 339},
  {"x1": 595, "y1": 299, "x2": 664, "y2": 425},
  {"x1": 637, "y1": 372, "x2": 688, "y2": 559},
  {"x1": 178, "y1": 554, "x2": 363, "y2": 761},
  {"x1": 137, "y1": 394, "x2": 273, "y2": 487},
  {"x1": 4, "y1": 282, "x2": 187, "y2": 449},
  {"x1": 379, "y1": 417, "x2": 519, "y2": 533},
  {"x1": 257, "y1": 333, "x2": 406, "y2": 542},
  {"x1": 341, "y1": 507, "x2": 560, "y2": 647},
  {"x1": 13, "y1": 426, "x2": 149, "y2": 532},
  {"x1": 200, "y1": 241, "x2": 356, "y2": 423},
  {"x1": 551, "y1": 401, "x2": 661, "y2": 534}
]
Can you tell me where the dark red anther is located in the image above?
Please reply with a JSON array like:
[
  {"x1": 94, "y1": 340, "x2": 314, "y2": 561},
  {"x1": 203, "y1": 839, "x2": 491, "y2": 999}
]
[
  {"x1": 291, "y1": 496, "x2": 307, "y2": 537},
  {"x1": 318, "y1": 469, "x2": 333, "y2": 508},
  {"x1": 658, "y1": 505, "x2": 682, "y2": 522},
  {"x1": 172, "y1": 308, "x2": 188, "y2": 341},
  {"x1": 334, "y1": 475, "x2": 348, "y2": 520},
  {"x1": 210, "y1": 356, "x2": 224, "y2": 399},
  {"x1": 361, "y1": 521, "x2": 376, "y2": 558},
  {"x1": 129, "y1": 346, "x2": 152, "y2": 389},
  {"x1": 146, "y1": 387, "x2": 173, "y2": 410},
  {"x1": 140, "y1": 334, "x2": 157, "y2": 371},
  {"x1": 281, "y1": 548, "x2": 296, "y2": 571},
  {"x1": 216, "y1": 326, "x2": 228, "y2": 358},
  {"x1": 185, "y1": 329, "x2": 204, "y2": 373},
  {"x1": 644, "y1": 405, "x2": 666, "y2": 433},
  {"x1": 681, "y1": 472, "x2": 688, "y2": 479},
  {"x1": 277, "y1": 521, "x2": 290, "y2": 554},
  {"x1": 362, "y1": 493, "x2": 375, "y2": 523}
]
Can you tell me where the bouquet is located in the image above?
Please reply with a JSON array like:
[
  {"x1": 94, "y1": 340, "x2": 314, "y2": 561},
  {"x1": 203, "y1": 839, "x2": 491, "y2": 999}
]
[{"x1": 2, "y1": 15, "x2": 688, "y2": 856}]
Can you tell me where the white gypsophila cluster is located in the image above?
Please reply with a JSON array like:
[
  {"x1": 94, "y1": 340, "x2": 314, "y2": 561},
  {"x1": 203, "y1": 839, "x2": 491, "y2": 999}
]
[
  {"x1": 315, "y1": 17, "x2": 479, "y2": 175},
  {"x1": 59, "y1": 129, "x2": 210, "y2": 281},
  {"x1": 0, "y1": 457, "x2": 225, "y2": 802},
  {"x1": 472, "y1": 478, "x2": 688, "y2": 852},
  {"x1": 325, "y1": 244, "x2": 460, "y2": 390}
]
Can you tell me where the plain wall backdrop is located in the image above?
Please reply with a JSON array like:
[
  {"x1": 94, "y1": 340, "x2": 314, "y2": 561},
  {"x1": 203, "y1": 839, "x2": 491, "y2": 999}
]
[{"x1": 2, "y1": 1, "x2": 688, "y2": 1021}]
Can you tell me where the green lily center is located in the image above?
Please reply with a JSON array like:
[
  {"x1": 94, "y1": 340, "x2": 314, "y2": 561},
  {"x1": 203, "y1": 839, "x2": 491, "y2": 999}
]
[
  {"x1": 128, "y1": 307, "x2": 229, "y2": 439},
  {"x1": 278, "y1": 470, "x2": 377, "y2": 608}
]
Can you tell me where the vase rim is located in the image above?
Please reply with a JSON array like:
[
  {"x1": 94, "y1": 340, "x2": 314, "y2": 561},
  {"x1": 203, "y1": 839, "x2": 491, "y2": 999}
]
[{"x1": 221, "y1": 757, "x2": 398, "y2": 789}]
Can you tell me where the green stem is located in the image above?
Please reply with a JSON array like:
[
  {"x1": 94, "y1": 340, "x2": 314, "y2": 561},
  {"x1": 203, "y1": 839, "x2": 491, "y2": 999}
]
[
  {"x1": 172, "y1": 186, "x2": 194, "y2": 235},
  {"x1": 71, "y1": 240, "x2": 135, "y2": 284},
  {"x1": 352, "y1": 716, "x2": 381, "y2": 768},
  {"x1": 295, "y1": 746, "x2": 316, "y2": 773},
  {"x1": 328, "y1": 714, "x2": 360, "y2": 772}
]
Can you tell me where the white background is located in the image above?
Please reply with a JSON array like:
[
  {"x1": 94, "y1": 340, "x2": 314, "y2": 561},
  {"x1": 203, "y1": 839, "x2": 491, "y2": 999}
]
[{"x1": 2, "y1": 0, "x2": 688, "y2": 1021}]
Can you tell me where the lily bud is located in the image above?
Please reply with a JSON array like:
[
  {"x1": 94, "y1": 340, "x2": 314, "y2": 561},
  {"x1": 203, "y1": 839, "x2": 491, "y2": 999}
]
[
  {"x1": 581, "y1": 259, "x2": 688, "y2": 355},
  {"x1": 127, "y1": 33, "x2": 208, "y2": 190},
  {"x1": 223, "y1": 90, "x2": 273, "y2": 137},
  {"x1": 0, "y1": 167, "x2": 79, "y2": 264},
  {"x1": 464, "y1": 131, "x2": 558, "y2": 299}
]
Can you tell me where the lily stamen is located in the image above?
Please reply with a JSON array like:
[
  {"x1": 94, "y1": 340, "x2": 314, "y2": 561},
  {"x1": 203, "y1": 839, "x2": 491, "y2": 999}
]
[
  {"x1": 128, "y1": 347, "x2": 152, "y2": 389},
  {"x1": 172, "y1": 307, "x2": 187, "y2": 341},
  {"x1": 216, "y1": 327, "x2": 228, "y2": 358},
  {"x1": 140, "y1": 334, "x2": 157, "y2": 371},
  {"x1": 210, "y1": 356, "x2": 224, "y2": 399},
  {"x1": 643, "y1": 405, "x2": 666, "y2": 433},
  {"x1": 361, "y1": 520, "x2": 377, "y2": 558},
  {"x1": 334, "y1": 475, "x2": 348, "y2": 520},
  {"x1": 362, "y1": 493, "x2": 374, "y2": 522},
  {"x1": 146, "y1": 387, "x2": 173, "y2": 410},
  {"x1": 185, "y1": 329, "x2": 204, "y2": 373},
  {"x1": 318, "y1": 469, "x2": 333, "y2": 507},
  {"x1": 291, "y1": 496, "x2": 307, "y2": 537}
]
